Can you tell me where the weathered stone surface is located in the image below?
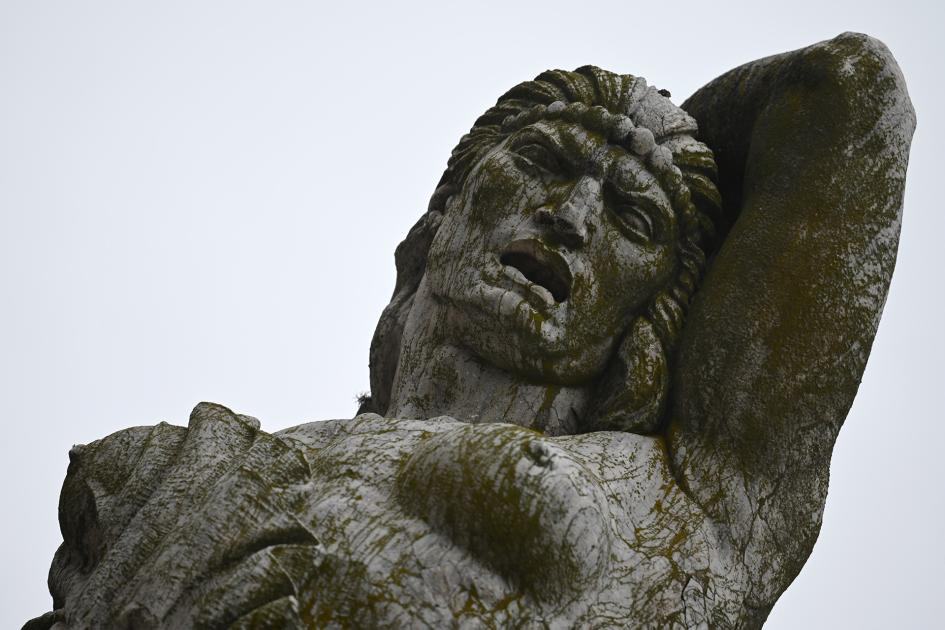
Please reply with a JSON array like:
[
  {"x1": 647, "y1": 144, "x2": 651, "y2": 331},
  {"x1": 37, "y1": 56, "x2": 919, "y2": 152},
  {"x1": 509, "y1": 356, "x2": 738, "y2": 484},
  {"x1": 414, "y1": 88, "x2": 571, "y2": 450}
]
[
  {"x1": 37, "y1": 405, "x2": 739, "y2": 627},
  {"x1": 27, "y1": 32, "x2": 914, "y2": 629}
]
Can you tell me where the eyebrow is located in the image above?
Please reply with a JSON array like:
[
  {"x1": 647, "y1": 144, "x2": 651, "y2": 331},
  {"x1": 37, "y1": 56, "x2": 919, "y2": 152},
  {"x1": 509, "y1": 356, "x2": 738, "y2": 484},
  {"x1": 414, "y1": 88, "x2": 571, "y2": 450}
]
[
  {"x1": 509, "y1": 124, "x2": 677, "y2": 229},
  {"x1": 510, "y1": 124, "x2": 588, "y2": 168},
  {"x1": 607, "y1": 157, "x2": 676, "y2": 231}
]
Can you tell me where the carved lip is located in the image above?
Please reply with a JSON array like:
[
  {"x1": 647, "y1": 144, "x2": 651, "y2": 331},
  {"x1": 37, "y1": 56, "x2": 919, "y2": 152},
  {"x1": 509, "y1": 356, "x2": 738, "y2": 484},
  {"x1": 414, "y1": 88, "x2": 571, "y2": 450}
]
[{"x1": 499, "y1": 239, "x2": 573, "y2": 303}]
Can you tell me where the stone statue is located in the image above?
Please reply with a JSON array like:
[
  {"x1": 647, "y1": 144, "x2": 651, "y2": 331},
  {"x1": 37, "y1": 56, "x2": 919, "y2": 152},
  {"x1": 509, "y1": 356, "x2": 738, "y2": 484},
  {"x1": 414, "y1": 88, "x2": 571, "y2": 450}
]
[{"x1": 26, "y1": 32, "x2": 915, "y2": 629}]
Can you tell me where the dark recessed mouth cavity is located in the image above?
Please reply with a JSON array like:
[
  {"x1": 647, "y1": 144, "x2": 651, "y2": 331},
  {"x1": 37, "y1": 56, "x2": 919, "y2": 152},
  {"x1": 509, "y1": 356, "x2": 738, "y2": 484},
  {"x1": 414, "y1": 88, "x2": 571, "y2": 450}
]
[{"x1": 500, "y1": 240, "x2": 572, "y2": 303}]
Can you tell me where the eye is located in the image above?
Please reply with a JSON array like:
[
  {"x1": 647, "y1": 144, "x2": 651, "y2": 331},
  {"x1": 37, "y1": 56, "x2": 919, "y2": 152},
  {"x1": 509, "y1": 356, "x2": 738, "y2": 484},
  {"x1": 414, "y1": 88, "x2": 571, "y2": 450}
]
[
  {"x1": 603, "y1": 182, "x2": 664, "y2": 243},
  {"x1": 511, "y1": 142, "x2": 565, "y2": 177},
  {"x1": 613, "y1": 202, "x2": 655, "y2": 241}
]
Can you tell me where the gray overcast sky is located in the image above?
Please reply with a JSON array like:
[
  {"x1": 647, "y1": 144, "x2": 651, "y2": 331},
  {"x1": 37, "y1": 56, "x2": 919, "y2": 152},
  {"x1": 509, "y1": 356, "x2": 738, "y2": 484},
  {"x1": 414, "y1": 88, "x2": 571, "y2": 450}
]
[{"x1": 1, "y1": 1, "x2": 941, "y2": 627}]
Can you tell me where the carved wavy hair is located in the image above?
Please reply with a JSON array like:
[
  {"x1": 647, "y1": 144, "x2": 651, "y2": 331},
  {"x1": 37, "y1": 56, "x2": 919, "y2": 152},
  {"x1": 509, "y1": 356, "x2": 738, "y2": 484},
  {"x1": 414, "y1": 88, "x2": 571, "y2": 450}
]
[{"x1": 363, "y1": 66, "x2": 722, "y2": 432}]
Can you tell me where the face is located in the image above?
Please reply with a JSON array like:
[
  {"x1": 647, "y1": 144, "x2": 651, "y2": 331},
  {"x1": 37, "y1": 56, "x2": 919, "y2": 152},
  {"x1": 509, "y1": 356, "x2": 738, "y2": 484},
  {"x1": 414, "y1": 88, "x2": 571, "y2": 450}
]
[{"x1": 422, "y1": 118, "x2": 678, "y2": 385}]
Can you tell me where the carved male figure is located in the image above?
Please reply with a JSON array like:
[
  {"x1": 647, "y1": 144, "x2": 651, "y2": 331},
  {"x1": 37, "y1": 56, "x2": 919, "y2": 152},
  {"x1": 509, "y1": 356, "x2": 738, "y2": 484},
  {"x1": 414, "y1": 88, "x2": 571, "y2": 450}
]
[{"x1": 27, "y1": 32, "x2": 915, "y2": 629}]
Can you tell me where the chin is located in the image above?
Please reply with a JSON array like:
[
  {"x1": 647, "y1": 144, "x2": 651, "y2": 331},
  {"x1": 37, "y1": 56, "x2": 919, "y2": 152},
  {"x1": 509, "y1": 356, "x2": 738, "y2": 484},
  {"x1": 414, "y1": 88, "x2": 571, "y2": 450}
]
[
  {"x1": 454, "y1": 295, "x2": 611, "y2": 385},
  {"x1": 495, "y1": 345, "x2": 612, "y2": 387}
]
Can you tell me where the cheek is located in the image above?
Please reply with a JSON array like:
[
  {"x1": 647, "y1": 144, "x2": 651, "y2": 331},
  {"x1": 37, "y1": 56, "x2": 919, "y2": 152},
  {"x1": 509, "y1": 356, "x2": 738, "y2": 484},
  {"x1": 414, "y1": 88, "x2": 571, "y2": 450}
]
[
  {"x1": 591, "y1": 232, "x2": 675, "y2": 319},
  {"x1": 427, "y1": 157, "x2": 535, "y2": 271},
  {"x1": 464, "y1": 156, "x2": 538, "y2": 232}
]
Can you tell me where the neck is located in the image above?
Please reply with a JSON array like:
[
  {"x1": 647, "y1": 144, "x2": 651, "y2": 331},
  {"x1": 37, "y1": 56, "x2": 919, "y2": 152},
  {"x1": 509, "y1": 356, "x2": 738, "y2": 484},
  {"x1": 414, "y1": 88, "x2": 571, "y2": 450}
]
[{"x1": 385, "y1": 289, "x2": 592, "y2": 436}]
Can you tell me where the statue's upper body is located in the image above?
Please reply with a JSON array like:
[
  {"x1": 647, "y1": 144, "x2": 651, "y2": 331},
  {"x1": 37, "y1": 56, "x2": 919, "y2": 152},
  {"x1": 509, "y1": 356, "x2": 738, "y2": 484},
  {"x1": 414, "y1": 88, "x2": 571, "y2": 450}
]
[{"x1": 28, "y1": 32, "x2": 915, "y2": 630}]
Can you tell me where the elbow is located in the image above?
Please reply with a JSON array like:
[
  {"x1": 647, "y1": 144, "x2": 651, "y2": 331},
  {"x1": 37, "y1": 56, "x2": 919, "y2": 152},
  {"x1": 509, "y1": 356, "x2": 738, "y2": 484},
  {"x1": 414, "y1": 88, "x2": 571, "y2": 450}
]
[{"x1": 795, "y1": 32, "x2": 916, "y2": 136}]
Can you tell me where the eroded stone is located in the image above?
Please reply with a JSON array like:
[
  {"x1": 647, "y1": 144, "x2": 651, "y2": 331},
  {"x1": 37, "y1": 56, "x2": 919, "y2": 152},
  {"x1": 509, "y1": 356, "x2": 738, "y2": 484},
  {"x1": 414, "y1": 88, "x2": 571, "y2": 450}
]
[{"x1": 27, "y1": 32, "x2": 915, "y2": 629}]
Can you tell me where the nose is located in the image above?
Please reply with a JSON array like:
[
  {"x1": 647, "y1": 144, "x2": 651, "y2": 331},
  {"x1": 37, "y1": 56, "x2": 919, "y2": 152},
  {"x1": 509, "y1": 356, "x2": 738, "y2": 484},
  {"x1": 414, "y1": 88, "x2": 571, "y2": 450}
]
[{"x1": 535, "y1": 176, "x2": 600, "y2": 248}]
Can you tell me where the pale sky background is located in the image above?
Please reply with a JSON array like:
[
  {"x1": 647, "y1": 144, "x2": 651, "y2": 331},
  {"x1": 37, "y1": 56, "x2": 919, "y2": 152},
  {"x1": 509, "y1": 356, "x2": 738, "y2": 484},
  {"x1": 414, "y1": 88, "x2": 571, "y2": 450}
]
[{"x1": 1, "y1": 1, "x2": 941, "y2": 627}]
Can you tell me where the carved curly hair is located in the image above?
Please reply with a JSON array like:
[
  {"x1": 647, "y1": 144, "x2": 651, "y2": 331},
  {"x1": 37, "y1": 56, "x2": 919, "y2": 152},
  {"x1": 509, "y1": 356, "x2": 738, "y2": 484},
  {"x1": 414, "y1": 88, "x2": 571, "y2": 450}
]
[{"x1": 363, "y1": 66, "x2": 722, "y2": 433}]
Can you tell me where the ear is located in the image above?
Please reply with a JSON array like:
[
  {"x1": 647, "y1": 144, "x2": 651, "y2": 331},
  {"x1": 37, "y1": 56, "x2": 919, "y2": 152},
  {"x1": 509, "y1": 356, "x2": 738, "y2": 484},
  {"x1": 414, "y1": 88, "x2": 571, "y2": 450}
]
[{"x1": 583, "y1": 317, "x2": 668, "y2": 434}]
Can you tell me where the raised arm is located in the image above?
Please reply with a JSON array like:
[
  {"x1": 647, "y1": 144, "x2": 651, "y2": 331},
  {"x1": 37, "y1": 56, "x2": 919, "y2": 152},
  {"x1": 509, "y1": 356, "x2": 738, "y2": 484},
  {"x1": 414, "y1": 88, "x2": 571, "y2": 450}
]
[{"x1": 667, "y1": 32, "x2": 915, "y2": 617}]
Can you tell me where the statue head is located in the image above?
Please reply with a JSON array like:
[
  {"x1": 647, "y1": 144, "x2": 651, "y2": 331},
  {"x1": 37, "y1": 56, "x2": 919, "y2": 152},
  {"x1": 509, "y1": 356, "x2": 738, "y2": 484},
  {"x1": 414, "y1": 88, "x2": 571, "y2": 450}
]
[{"x1": 366, "y1": 66, "x2": 721, "y2": 433}]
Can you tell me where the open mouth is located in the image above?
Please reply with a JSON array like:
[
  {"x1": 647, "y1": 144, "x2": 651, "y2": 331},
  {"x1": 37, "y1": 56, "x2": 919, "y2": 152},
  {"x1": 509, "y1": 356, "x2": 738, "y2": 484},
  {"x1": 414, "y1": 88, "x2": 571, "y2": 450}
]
[{"x1": 499, "y1": 239, "x2": 573, "y2": 303}]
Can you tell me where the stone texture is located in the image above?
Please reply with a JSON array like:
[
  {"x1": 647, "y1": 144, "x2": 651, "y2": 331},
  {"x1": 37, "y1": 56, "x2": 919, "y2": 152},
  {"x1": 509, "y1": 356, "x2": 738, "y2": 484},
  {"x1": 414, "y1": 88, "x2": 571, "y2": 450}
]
[
  {"x1": 27, "y1": 32, "x2": 914, "y2": 629},
  {"x1": 37, "y1": 405, "x2": 741, "y2": 627}
]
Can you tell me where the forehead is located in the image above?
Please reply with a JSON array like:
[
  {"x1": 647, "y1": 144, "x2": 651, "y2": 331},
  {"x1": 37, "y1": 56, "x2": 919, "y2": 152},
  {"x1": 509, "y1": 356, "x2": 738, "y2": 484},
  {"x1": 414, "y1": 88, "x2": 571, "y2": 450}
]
[{"x1": 502, "y1": 119, "x2": 671, "y2": 206}]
